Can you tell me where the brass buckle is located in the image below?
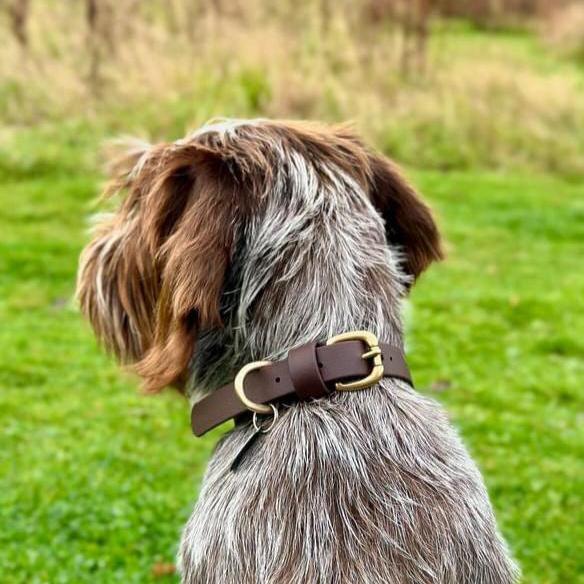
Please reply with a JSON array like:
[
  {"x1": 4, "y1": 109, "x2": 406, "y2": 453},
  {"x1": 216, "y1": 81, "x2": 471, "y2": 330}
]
[
  {"x1": 234, "y1": 360, "x2": 273, "y2": 414},
  {"x1": 326, "y1": 330, "x2": 384, "y2": 391}
]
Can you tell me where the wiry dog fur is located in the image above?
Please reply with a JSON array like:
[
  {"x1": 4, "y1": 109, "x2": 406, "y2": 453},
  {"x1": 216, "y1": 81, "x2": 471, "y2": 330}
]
[{"x1": 77, "y1": 119, "x2": 519, "y2": 583}]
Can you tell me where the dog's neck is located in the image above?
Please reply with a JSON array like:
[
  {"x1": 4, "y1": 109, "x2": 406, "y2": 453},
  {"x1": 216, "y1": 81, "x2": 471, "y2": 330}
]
[
  {"x1": 188, "y1": 195, "x2": 408, "y2": 402},
  {"x1": 187, "y1": 152, "x2": 409, "y2": 401}
]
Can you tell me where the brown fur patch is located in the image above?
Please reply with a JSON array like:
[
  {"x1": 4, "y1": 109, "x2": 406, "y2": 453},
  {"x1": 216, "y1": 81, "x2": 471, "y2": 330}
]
[
  {"x1": 367, "y1": 152, "x2": 444, "y2": 280},
  {"x1": 77, "y1": 139, "x2": 241, "y2": 392},
  {"x1": 135, "y1": 157, "x2": 239, "y2": 392}
]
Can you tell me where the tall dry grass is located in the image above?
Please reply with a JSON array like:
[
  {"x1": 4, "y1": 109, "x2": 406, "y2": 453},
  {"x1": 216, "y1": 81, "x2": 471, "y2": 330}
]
[{"x1": 1, "y1": 0, "x2": 583, "y2": 177}]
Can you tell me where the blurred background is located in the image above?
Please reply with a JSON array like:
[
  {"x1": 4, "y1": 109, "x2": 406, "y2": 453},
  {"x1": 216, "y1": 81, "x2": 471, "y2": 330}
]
[{"x1": 0, "y1": 1, "x2": 582, "y2": 582}]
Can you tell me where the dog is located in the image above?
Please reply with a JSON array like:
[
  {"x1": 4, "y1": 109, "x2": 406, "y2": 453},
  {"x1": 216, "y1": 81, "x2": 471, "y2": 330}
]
[{"x1": 77, "y1": 119, "x2": 519, "y2": 583}]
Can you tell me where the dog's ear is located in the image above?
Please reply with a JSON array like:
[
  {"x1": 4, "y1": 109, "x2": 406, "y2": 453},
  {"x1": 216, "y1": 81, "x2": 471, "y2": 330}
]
[
  {"x1": 135, "y1": 145, "x2": 239, "y2": 392},
  {"x1": 367, "y1": 153, "x2": 443, "y2": 281},
  {"x1": 77, "y1": 140, "x2": 240, "y2": 393},
  {"x1": 77, "y1": 141, "x2": 161, "y2": 365}
]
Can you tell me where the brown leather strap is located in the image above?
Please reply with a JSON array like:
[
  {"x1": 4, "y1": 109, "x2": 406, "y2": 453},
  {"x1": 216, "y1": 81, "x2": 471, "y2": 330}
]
[
  {"x1": 191, "y1": 340, "x2": 412, "y2": 436},
  {"x1": 288, "y1": 342, "x2": 330, "y2": 400}
]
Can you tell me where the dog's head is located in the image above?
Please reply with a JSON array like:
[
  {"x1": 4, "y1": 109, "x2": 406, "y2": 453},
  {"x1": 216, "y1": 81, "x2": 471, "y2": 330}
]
[{"x1": 77, "y1": 120, "x2": 442, "y2": 393}]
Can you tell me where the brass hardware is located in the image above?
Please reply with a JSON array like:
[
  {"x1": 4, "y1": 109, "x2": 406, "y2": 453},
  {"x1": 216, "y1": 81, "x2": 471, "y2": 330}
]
[
  {"x1": 234, "y1": 360, "x2": 273, "y2": 414},
  {"x1": 326, "y1": 330, "x2": 384, "y2": 391}
]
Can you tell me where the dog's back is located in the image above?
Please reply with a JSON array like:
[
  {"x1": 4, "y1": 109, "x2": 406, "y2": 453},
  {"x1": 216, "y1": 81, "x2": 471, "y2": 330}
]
[
  {"x1": 181, "y1": 384, "x2": 518, "y2": 583},
  {"x1": 77, "y1": 119, "x2": 519, "y2": 583}
]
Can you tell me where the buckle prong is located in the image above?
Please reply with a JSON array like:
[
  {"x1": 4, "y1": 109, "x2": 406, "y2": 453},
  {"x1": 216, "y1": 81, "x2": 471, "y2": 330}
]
[
  {"x1": 362, "y1": 346, "x2": 382, "y2": 360},
  {"x1": 326, "y1": 330, "x2": 384, "y2": 391}
]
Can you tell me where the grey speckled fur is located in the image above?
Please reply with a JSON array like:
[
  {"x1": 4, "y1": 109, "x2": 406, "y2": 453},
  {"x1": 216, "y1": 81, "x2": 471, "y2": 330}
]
[{"x1": 178, "y1": 121, "x2": 520, "y2": 583}]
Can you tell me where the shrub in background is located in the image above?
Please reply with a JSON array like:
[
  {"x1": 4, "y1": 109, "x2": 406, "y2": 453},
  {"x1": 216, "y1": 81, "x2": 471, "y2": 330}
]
[{"x1": 0, "y1": 0, "x2": 583, "y2": 179}]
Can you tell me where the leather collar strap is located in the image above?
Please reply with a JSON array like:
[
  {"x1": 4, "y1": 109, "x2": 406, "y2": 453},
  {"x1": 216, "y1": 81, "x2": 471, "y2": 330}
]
[{"x1": 191, "y1": 340, "x2": 412, "y2": 436}]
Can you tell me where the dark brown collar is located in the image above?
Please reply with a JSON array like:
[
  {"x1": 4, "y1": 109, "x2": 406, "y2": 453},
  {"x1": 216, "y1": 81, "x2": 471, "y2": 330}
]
[{"x1": 191, "y1": 331, "x2": 413, "y2": 437}]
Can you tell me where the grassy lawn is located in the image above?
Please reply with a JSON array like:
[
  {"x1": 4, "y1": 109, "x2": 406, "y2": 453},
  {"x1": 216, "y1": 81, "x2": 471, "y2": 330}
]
[
  {"x1": 0, "y1": 130, "x2": 582, "y2": 583},
  {"x1": 1, "y1": 14, "x2": 583, "y2": 584}
]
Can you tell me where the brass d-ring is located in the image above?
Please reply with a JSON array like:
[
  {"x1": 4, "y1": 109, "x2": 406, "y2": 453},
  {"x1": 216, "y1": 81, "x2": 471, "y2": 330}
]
[{"x1": 234, "y1": 360, "x2": 272, "y2": 414}]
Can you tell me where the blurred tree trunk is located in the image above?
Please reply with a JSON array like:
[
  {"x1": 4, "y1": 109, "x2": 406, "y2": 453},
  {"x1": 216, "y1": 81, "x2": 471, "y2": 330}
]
[
  {"x1": 165, "y1": 0, "x2": 183, "y2": 36},
  {"x1": 415, "y1": 0, "x2": 431, "y2": 73},
  {"x1": 208, "y1": 0, "x2": 224, "y2": 16},
  {"x1": 320, "y1": 0, "x2": 332, "y2": 34},
  {"x1": 85, "y1": 0, "x2": 119, "y2": 96},
  {"x1": 401, "y1": 0, "x2": 432, "y2": 75},
  {"x1": 86, "y1": 0, "x2": 102, "y2": 96},
  {"x1": 8, "y1": 0, "x2": 30, "y2": 48},
  {"x1": 184, "y1": 0, "x2": 201, "y2": 45}
]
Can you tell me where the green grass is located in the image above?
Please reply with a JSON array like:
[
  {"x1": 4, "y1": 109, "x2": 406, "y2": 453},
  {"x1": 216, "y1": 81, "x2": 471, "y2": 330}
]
[{"x1": 0, "y1": 125, "x2": 582, "y2": 583}]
